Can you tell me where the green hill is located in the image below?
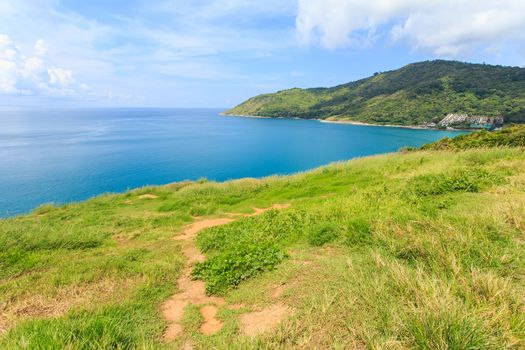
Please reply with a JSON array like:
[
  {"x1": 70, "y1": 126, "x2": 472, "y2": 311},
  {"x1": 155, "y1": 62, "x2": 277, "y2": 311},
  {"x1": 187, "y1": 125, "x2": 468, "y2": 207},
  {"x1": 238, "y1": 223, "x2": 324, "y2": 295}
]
[
  {"x1": 226, "y1": 60, "x2": 525, "y2": 126},
  {"x1": 420, "y1": 124, "x2": 525, "y2": 151},
  {"x1": 1, "y1": 132, "x2": 524, "y2": 348}
]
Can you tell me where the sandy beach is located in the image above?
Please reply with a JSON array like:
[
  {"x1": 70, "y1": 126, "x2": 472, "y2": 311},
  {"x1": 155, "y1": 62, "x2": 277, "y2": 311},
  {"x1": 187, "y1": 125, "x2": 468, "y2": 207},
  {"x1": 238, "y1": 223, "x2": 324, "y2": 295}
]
[
  {"x1": 317, "y1": 119, "x2": 432, "y2": 130},
  {"x1": 222, "y1": 112, "x2": 434, "y2": 130},
  {"x1": 219, "y1": 112, "x2": 272, "y2": 119}
]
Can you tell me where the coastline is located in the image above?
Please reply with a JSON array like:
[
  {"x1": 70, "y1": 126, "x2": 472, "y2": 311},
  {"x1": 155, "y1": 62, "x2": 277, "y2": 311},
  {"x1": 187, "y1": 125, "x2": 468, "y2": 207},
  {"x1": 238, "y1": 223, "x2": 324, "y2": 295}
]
[
  {"x1": 318, "y1": 119, "x2": 478, "y2": 132},
  {"x1": 219, "y1": 112, "x2": 272, "y2": 119},
  {"x1": 2, "y1": 110, "x2": 467, "y2": 218},
  {"x1": 223, "y1": 112, "x2": 474, "y2": 132},
  {"x1": 317, "y1": 119, "x2": 431, "y2": 130},
  {"x1": 223, "y1": 112, "x2": 437, "y2": 130}
]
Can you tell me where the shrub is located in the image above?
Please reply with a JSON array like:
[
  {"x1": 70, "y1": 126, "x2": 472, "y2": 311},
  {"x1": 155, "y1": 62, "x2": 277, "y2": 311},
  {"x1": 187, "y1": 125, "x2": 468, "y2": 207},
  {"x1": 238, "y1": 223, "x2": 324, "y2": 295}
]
[
  {"x1": 33, "y1": 203, "x2": 56, "y2": 215},
  {"x1": 308, "y1": 223, "x2": 340, "y2": 247},
  {"x1": 407, "y1": 168, "x2": 503, "y2": 197},
  {"x1": 394, "y1": 242, "x2": 431, "y2": 265},
  {"x1": 420, "y1": 125, "x2": 525, "y2": 151},
  {"x1": 192, "y1": 243, "x2": 287, "y2": 295},
  {"x1": 407, "y1": 312, "x2": 492, "y2": 350},
  {"x1": 189, "y1": 204, "x2": 211, "y2": 216},
  {"x1": 197, "y1": 177, "x2": 209, "y2": 184},
  {"x1": 345, "y1": 219, "x2": 372, "y2": 246}
]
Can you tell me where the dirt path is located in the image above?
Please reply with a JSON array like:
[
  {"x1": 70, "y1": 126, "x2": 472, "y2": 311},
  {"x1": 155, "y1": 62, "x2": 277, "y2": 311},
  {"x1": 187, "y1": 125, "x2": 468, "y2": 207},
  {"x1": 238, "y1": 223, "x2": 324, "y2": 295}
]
[
  {"x1": 240, "y1": 303, "x2": 292, "y2": 337},
  {"x1": 161, "y1": 204, "x2": 290, "y2": 342}
]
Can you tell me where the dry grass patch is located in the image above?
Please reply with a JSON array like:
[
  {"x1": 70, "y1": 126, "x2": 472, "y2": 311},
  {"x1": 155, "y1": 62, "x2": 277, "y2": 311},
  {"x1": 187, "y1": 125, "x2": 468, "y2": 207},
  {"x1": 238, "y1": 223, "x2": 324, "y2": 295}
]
[
  {"x1": 138, "y1": 194, "x2": 159, "y2": 200},
  {"x1": 0, "y1": 276, "x2": 141, "y2": 334}
]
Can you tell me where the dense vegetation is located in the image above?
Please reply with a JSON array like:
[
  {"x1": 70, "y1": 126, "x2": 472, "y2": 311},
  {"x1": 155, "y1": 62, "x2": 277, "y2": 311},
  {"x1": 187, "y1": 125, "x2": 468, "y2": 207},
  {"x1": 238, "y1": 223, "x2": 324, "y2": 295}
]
[
  {"x1": 419, "y1": 124, "x2": 525, "y2": 150},
  {"x1": 227, "y1": 60, "x2": 525, "y2": 126},
  {"x1": 1, "y1": 135, "x2": 524, "y2": 348}
]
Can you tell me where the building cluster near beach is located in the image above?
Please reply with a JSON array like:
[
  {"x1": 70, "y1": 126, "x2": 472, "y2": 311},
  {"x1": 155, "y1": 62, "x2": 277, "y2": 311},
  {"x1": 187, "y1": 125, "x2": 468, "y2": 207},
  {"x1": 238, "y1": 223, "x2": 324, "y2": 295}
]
[{"x1": 436, "y1": 113, "x2": 504, "y2": 130}]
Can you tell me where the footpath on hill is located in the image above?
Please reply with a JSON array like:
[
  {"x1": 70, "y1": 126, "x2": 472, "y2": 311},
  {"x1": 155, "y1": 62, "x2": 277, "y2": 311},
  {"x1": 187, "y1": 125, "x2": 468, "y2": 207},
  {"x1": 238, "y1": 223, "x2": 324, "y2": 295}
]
[{"x1": 161, "y1": 204, "x2": 291, "y2": 347}]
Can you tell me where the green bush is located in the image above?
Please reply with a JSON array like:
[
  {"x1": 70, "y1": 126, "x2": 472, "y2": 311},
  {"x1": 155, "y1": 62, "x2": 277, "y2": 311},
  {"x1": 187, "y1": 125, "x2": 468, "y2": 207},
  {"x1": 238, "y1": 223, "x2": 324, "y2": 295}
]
[
  {"x1": 408, "y1": 312, "x2": 492, "y2": 350},
  {"x1": 420, "y1": 125, "x2": 525, "y2": 151},
  {"x1": 345, "y1": 219, "x2": 372, "y2": 246},
  {"x1": 192, "y1": 243, "x2": 287, "y2": 295},
  {"x1": 308, "y1": 223, "x2": 340, "y2": 246},
  {"x1": 408, "y1": 168, "x2": 503, "y2": 197}
]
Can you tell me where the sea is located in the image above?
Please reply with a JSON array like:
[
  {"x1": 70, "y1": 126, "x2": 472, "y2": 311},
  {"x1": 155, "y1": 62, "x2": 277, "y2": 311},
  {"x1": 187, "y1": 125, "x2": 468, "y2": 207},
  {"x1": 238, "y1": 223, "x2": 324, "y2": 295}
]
[{"x1": 0, "y1": 108, "x2": 466, "y2": 217}]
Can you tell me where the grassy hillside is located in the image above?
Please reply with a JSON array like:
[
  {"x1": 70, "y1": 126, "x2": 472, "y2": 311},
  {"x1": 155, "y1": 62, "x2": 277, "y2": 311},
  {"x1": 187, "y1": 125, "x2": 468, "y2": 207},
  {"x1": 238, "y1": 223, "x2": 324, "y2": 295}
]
[
  {"x1": 1, "y1": 141, "x2": 525, "y2": 348},
  {"x1": 226, "y1": 60, "x2": 525, "y2": 126},
  {"x1": 419, "y1": 124, "x2": 525, "y2": 151}
]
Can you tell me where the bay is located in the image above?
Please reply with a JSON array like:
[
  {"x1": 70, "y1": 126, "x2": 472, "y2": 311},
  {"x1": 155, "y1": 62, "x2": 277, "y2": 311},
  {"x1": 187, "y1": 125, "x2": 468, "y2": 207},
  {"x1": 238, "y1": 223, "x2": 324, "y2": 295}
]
[{"x1": 0, "y1": 108, "x2": 465, "y2": 217}]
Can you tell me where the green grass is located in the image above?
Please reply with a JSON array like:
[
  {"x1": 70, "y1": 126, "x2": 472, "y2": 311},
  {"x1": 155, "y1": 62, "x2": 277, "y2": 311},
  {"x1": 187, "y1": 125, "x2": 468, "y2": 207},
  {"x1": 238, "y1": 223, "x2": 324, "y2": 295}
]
[
  {"x1": 420, "y1": 124, "x2": 525, "y2": 150},
  {"x1": 1, "y1": 146, "x2": 525, "y2": 349}
]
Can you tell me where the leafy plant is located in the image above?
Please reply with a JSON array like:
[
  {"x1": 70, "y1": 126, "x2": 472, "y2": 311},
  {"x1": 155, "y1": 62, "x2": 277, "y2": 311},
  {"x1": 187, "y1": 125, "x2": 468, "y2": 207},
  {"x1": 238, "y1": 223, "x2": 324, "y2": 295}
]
[{"x1": 192, "y1": 243, "x2": 287, "y2": 295}]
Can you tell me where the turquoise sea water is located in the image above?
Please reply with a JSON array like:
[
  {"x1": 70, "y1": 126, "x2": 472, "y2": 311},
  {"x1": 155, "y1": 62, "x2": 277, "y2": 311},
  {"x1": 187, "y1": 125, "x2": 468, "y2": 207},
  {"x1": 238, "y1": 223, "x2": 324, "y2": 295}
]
[{"x1": 0, "y1": 108, "x2": 465, "y2": 217}]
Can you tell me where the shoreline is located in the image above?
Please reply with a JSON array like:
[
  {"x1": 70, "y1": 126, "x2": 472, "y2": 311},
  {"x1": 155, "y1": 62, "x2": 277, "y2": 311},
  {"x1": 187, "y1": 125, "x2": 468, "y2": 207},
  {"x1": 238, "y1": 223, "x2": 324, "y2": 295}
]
[
  {"x1": 219, "y1": 112, "x2": 272, "y2": 119},
  {"x1": 2, "y1": 113, "x2": 467, "y2": 219},
  {"x1": 317, "y1": 119, "x2": 431, "y2": 130},
  {"x1": 222, "y1": 112, "x2": 468, "y2": 131}
]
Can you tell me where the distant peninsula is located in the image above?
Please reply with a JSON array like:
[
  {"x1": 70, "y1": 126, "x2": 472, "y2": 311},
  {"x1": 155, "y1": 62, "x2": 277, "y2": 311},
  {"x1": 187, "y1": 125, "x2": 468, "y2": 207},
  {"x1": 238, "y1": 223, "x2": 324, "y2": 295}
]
[{"x1": 225, "y1": 60, "x2": 525, "y2": 128}]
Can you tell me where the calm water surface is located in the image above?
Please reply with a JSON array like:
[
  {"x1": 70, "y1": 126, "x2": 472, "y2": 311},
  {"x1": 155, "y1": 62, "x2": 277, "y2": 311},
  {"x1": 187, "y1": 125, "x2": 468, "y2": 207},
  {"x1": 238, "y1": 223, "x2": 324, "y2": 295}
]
[{"x1": 0, "y1": 108, "x2": 465, "y2": 217}]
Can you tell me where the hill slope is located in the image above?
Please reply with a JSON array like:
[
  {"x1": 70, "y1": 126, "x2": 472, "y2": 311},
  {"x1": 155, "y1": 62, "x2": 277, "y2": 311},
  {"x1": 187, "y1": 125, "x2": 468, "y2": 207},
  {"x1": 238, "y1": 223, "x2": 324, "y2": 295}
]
[
  {"x1": 1, "y1": 134, "x2": 524, "y2": 348},
  {"x1": 420, "y1": 124, "x2": 525, "y2": 150},
  {"x1": 226, "y1": 60, "x2": 525, "y2": 126}
]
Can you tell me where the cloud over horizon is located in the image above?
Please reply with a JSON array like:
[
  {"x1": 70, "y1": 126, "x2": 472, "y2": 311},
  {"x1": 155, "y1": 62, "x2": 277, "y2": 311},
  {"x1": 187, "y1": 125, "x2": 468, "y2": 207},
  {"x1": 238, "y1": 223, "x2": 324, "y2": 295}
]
[
  {"x1": 1, "y1": 0, "x2": 524, "y2": 107},
  {"x1": 0, "y1": 34, "x2": 140, "y2": 103},
  {"x1": 0, "y1": 34, "x2": 78, "y2": 96}
]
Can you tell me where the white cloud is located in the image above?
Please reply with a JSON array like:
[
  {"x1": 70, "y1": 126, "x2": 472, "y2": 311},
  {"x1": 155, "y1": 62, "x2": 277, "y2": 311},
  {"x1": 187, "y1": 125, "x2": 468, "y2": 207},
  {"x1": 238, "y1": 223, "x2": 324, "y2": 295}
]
[
  {"x1": 1, "y1": 34, "x2": 136, "y2": 103},
  {"x1": 47, "y1": 67, "x2": 74, "y2": 86},
  {"x1": 296, "y1": 0, "x2": 525, "y2": 56},
  {"x1": 0, "y1": 33, "x2": 143, "y2": 103},
  {"x1": 0, "y1": 34, "x2": 35, "y2": 94},
  {"x1": 0, "y1": 34, "x2": 80, "y2": 95},
  {"x1": 34, "y1": 39, "x2": 48, "y2": 56}
]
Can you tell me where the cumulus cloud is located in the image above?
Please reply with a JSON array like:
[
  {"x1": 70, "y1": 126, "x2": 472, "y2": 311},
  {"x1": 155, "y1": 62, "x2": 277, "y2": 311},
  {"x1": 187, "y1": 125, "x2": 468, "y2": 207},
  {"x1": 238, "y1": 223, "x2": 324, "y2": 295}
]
[
  {"x1": 47, "y1": 67, "x2": 75, "y2": 86},
  {"x1": 0, "y1": 34, "x2": 78, "y2": 95},
  {"x1": 34, "y1": 39, "x2": 48, "y2": 56},
  {"x1": 0, "y1": 34, "x2": 144, "y2": 104},
  {"x1": 0, "y1": 34, "x2": 36, "y2": 94},
  {"x1": 296, "y1": 0, "x2": 525, "y2": 56}
]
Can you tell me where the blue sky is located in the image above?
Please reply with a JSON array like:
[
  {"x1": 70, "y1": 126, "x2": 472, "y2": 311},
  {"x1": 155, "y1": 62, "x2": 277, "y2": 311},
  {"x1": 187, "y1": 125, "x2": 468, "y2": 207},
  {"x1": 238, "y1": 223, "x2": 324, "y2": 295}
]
[{"x1": 1, "y1": 0, "x2": 524, "y2": 108}]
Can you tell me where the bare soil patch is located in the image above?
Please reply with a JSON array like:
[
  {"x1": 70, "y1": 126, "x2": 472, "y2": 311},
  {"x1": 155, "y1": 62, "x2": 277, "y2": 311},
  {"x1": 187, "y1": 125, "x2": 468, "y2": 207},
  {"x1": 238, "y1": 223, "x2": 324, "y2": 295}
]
[
  {"x1": 227, "y1": 203, "x2": 291, "y2": 218},
  {"x1": 239, "y1": 303, "x2": 292, "y2": 337},
  {"x1": 271, "y1": 284, "x2": 286, "y2": 299},
  {"x1": 138, "y1": 194, "x2": 159, "y2": 199},
  {"x1": 161, "y1": 204, "x2": 290, "y2": 342},
  {"x1": 200, "y1": 305, "x2": 222, "y2": 335}
]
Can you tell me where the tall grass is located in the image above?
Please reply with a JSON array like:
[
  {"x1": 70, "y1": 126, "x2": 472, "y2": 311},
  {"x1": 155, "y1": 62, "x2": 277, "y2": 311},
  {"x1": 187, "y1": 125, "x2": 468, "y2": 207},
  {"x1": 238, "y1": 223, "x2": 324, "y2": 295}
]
[{"x1": 0, "y1": 147, "x2": 524, "y2": 349}]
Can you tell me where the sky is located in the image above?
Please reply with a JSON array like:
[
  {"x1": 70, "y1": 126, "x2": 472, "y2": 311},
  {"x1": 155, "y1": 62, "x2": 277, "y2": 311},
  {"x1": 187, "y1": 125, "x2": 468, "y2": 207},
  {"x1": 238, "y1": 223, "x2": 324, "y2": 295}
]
[{"x1": 1, "y1": 0, "x2": 525, "y2": 108}]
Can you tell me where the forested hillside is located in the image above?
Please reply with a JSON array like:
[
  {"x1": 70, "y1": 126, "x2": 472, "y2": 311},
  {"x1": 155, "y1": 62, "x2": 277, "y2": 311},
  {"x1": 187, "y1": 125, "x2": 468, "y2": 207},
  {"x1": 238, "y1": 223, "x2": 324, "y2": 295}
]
[{"x1": 227, "y1": 60, "x2": 525, "y2": 126}]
